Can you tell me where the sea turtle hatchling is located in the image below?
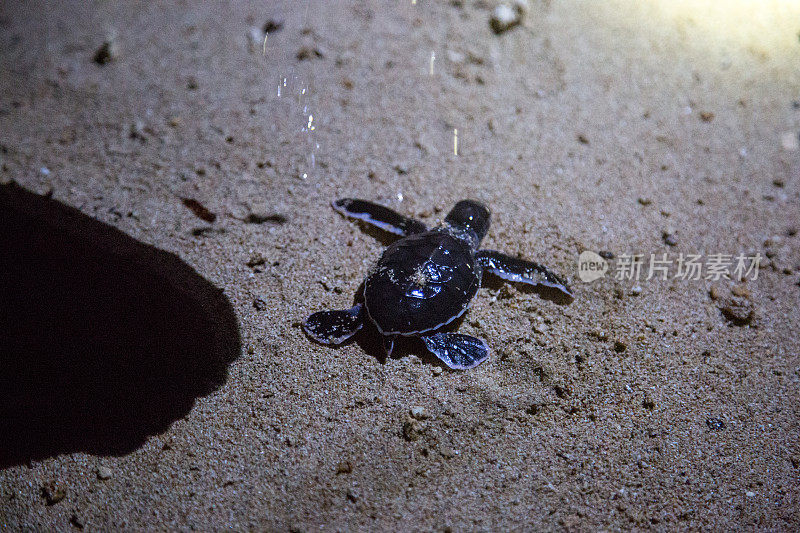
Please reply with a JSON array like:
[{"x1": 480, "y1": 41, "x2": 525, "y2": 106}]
[{"x1": 303, "y1": 198, "x2": 574, "y2": 369}]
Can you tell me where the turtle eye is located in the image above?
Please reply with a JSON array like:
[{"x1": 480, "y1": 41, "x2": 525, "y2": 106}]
[{"x1": 444, "y1": 200, "x2": 490, "y2": 244}]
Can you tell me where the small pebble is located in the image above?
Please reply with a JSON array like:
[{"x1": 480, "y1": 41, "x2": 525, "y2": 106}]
[
  {"x1": 129, "y1": 120, "x2": 146, "y2": 142},
  {"x1": 496, "y1": 283, "x2": 518, "y2": 300},
  {"x1": 763, "y1": 235, "x2": 783, "y2": 256},
  {"x1": 613, "y1": 340, "x2": 627, "y2": 353},
  {"x1": 392, "y1": 163, "x2": 409, "y2": 175},
  {"x1": 439, "y1": 446, "x2": 457, "y2": 459},
  {"x1": 746, "y1": 491, "x2": 756, "y2": 498},
  {"x1": 41, "y1": 481, "x2": 67, "y2": 505},
  {"x1": 589, "y1": 329, "x2": 608, "y2": 341},
  {"x1": 181, "y1": 198, "x2": 216, "y2": 223},
  {"x1": 708, "y1": 286, "x2": 721, "y2": 301},
  {"x1": 719, "y1": 299, "x2": 754, "y2": 326},
  {"x1": 781, "y1": 131, "x2": 799, "y2": 151},
  {"x1": 490, "y1": 4, "x2": 522, "y2": 34},
  {"x1": 263, "y1": 18, "x2": 284, "y2": 33},
  {"x1": 630, "y1": 286, "x2": 642, "y2": 296},
  {"x1": 706, "y1": 418, "x2": 726, "y2": 430},
  {"x1": 70, "y1": 514, "x2": 84, "y2": 530},
  {"x1": 335, "y1": 461, "x2": 352, "y2": 474},
  {"x1": 409, "y1": 406, "x2": 429, "y2": 420},
  {"x1": 97, "y1": 466, "x2": 113, "y2": 480},
  {"x1": 296, "y1": 45, "x2": 324, "y2": 61},
  {"x1": 446, "y1": 49, "x2": 465, "y2": 64},
  {"x1": 94, "y1": 38, "x2": 118, "y2": 65},
  {"x1": 253, "y1": 298, "x2": 267, "y2": 311},
  {"x1": 402, "y1": 419, "x2": 423, "y2": 441},
  {"x1": 699, "y1": 111, "x2": 715, "y2": 122},
  {"x1": 637, "y1": 197, "x2": 652, "y2": 206},
  {"x1": 247, "y1": 253, "x2": 266, "y2": 269},
  {"x1": 432, "y1": 366, "x2": 443, "y2": 376},
  {"x1": 730, "y1": 284, "x2": 750, "y2": 298}
]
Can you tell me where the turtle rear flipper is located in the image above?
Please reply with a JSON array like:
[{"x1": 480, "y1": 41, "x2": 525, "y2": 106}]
[
  {"x1": 303, "y1": 304, "x2": 364, "y2": 344},
  {"x1": 422, "y1": 332, "x2": 489, "y2": 370},
  {"x1": 476, "y1": 250, "x2": 574, "y2": 304},
  {"x1": 382, "y1": 335, "x2": 396, "y2": 356},
  {"x1": 332, "y1": 198, "x2": 427, "y2": 237}
]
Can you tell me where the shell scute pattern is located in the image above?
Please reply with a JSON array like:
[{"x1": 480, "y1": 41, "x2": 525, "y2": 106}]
[{"x1": 365, "y1": 232, "x2": 479, "y2": 335}]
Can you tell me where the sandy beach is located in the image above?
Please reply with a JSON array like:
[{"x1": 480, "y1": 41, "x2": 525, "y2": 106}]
[{"x1": 1, "y1": 0, "x2": 799, "y2": 530}]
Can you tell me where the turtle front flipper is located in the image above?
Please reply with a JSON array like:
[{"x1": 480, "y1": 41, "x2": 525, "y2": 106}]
[
  {"x1": 332, "y1": 198, "x2": 427, "y2": 237},
  {"x1": 303, "y1": 304, "x2": 364, "y2": 345},
  {"x1": 422, "y1": 332, "x2": 489, "y2": 370},
  {"x1": 476, "y1": 250, "x2": 574, "y2": 304}
]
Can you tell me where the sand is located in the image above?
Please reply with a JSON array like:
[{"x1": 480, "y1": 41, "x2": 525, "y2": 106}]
[{"x1": 1, "y1": 0, "x2": 799, "y2": 530}]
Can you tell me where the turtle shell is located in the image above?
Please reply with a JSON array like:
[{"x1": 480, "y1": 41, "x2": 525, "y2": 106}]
[{"x1": 364, "y1": 231, "x2": 480, "y2": 335}]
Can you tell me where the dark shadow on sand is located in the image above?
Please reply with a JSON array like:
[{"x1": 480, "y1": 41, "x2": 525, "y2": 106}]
[{"x1": 0, "y1": 182, "x2": 241, "y2": 468}]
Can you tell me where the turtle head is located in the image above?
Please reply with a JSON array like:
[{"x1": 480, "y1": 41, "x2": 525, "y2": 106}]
[{"x1": 445, "y1": 200, "x2": 490, "y2": 249}]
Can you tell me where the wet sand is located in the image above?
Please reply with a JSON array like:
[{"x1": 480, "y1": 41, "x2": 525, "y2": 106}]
[{"x1": 1, "y1": 0, "x2": 799, "y2": 530}]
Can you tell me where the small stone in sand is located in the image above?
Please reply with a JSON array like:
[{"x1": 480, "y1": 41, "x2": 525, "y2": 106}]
[
  {"x1": 709, "y1": 285, "x2": 721, "y2": 301},
  {"x1": 336, "y1": 461, "x2": 352, "y2": 474},
  {"x1": 730, "y1": 284, "x2": 750, "y2": 298},
  {"x1": 129, "y1": 121, "x2": 147, "y2": 142},
  {"x1": 614, "y1": 340, "x2": 627, "y2": 353},
  {"x1": 719, "y1": 299, "x2": 754, "y2": 326},
  {"x1": 181, "y1": 198, "x2": 217, "y2": 223},
  {"x1": 637, "y1": 197, "x2": 652, "y2": 206},
  {"x1": 490, "y1": 3, "x2": 524, "y2": 34},
  {"x1": 263, "y1": 18, "x2": 284, "y2": 33},
  {"x1": 409, "y1": 406, "x2": 429, "y2": 420},
  {"x1": 402, "y1": 419, "x2": 424, "y2": 441},
  {"x1": 706, "y1": 418, "x2": 726, "y2": 430},
  {"x1": 94, "y1": 39, "x2": 118, "y2": 65},
  {"x1": 41, "y1": 481, "x2": 67, "y2": 505},
  {"x1": 780, "y1": 131, "x2": 799, "y2": 151},
  {"x1": 247, "y1": 253, "x2": 266, "y2": 269},
  {"x1": 297, "y1": 46, "x2": 324, "y2": 61},
  {"x1": 439, "y1": 446, "x2": 457, "y2": 459},
  {"x1": 70, "y1": 514, "x2": 84, "y2": 530},
  {"x1": 630, "y1": 286, "x2": 642, "y2": 296},
  {"x1": 253, "y1": 298, "x2": 267, "y2": 311},
  {"x1": 97, "y1": 466, "x2": 113, "y2": 480}
]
